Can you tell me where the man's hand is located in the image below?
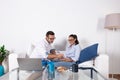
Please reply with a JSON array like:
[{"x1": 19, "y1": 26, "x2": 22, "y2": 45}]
[{"x1": 56, "y1": 54, "x2": 64, "y2": 59}]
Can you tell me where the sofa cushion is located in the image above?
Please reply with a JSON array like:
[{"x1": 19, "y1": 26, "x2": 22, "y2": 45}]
[{"x1": 77, "y1": 43, "x2": 98, "y2": 64}]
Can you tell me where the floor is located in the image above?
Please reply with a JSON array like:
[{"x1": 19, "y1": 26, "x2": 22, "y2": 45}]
[{"x1": 109, "y1": 74, "x2": 120, "y2": 80}]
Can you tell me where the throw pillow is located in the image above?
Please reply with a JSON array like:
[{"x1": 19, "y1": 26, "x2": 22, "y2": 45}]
[{"x1": 77, "y1": 43, "x2": 98, "y2": 64}]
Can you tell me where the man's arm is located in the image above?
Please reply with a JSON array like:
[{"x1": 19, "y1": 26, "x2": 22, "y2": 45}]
[
  {"x1": 47, "y1": 54, "x2": 57, "y2": 59},
  {"x1": 47, "y1": 54, "x2": 64, "y2": 59}
]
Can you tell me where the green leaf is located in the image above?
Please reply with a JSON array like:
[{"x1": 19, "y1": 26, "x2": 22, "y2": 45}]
[{"x1": 0, "y1": 45, "x2": 9, "y2": 63}]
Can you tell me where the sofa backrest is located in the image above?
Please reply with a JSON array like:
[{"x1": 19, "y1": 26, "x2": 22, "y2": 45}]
[{"x1": 26, "y1": 43, "x2": 36, "y2": 58}]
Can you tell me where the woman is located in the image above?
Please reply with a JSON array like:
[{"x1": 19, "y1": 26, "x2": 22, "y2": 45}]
[
  {"x1": 54, "y1": 34, "x2": 81, "y2": 68},
  {"x1": 61, "y1": 34, "x2": 81, "y2": 62}
]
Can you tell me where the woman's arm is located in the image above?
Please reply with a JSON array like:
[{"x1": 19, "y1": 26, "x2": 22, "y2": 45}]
[
  {"x1": 47, "y1": 54, "x2": 64, "y2": 59},
  {"x1": 60, "y1": 57, "x2": 73, "y2": 62},
  {"x1": 71, "y1": 45, "x2": 81, "y2": 61}
]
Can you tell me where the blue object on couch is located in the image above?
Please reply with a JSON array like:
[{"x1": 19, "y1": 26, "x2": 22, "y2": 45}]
[
  {"x1": 77, "y1": 43, "x2": 98, "y2": 64},
  {"x1": 0, "y1": 65, "x2": 4, "y2": 76}
]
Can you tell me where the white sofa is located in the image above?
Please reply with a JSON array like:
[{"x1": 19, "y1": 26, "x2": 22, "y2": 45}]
[
  {"x1": 9, "y1": 53, "x2": 109, "y2": 78},
  {"x1": 8, "y1": 43, "x2": 109, "y2": 79}
]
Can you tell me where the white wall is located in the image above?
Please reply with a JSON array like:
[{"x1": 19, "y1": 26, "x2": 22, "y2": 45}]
[{"x1": 0, "y1": 0, "x2": 120, "y2": 74}]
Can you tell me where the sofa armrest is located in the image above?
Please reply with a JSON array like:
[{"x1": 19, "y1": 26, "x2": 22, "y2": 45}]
[
  {"x1": 8, "y1": 53, "x2": 18, "y2": 71},
  {"x1": 95, "y1": 54, "x2": 109, "y2": 79},
  {"x1": 8, "y1": 52, "x2": 27, "y2": 71},
  {"x1": 78, "y1": 54, "x2": 109, "y2": 79}
]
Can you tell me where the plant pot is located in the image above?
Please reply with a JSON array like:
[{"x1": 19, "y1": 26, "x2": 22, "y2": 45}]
[{"x1": 0, "y1": 62, "x2": 4, "y2": 76}]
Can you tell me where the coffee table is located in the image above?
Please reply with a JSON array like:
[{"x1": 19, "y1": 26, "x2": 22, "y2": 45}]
[{"x1": 0, "y1": 67, "x2": 109, "y2": 80}]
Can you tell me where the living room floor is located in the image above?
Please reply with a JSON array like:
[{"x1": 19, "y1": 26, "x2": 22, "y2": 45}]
[{"x1": 109, "y1": 74, "x2": 120, "y2": 80}]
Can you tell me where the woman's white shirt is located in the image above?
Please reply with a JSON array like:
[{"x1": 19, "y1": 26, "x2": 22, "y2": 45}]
[{"x1": 65, "y1": 44, "x2": 81, "y2": 61}]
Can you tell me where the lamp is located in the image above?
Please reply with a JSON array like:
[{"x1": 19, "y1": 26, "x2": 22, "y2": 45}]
[
  {"x1": 105, "y1": 13, "x2": 120, "y2": 30},
  {"x1": 104, "y1": 13, "x2": 120, "y2": 79}
]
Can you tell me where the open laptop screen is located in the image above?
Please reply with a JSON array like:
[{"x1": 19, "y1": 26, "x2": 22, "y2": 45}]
[{"x1": 17, "y1": 58, "x2": 43, "y2": 71}]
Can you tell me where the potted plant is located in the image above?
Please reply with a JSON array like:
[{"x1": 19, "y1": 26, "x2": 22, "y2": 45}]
[{"x1": 0, "y1": 45, "x2": 9, "y2": 76}]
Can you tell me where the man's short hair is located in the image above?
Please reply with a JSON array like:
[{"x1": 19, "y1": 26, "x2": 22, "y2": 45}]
[
  {"x1": 46, "y1": 31, "x2": 55, "y2": 37},
  {"x1": 50, "y1": 49, "x2": 56, "y2": 53}
]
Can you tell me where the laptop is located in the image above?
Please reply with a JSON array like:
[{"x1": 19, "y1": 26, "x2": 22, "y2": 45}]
[{"x1": 17, "y1": 58, "x2": 43, "y2": 71}]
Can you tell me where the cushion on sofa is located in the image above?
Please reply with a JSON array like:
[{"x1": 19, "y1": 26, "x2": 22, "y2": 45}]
[{"x1": 77, "y1": 43, "x2": 98, "y2": 64}]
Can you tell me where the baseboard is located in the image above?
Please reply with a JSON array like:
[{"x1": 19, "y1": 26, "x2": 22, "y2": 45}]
[{"x1": 109, "y1": 74, "x2": 120, "y2": 80}]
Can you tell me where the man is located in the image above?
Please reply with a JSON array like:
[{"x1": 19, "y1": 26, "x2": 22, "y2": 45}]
[{"x1": 30, "y1": 31, "x2": 63, "y2": 59}]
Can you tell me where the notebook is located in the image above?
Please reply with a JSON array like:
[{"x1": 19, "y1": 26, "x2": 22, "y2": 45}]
[{"x1": 17, "y1": 58, "x2": 43, "y2": 71}]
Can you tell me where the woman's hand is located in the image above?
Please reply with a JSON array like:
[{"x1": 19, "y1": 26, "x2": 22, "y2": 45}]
[{"x1": 60, "y1": 58, "x2": 73, "y2": 62}]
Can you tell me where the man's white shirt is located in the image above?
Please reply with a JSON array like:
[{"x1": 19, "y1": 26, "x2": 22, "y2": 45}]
[{"x1": 30, "y1": 39, "x2": 52, "y2": 58}]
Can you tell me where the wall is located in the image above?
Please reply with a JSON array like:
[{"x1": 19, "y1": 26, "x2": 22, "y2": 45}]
[{"x1": 0, "y1": 0, "x2": 120, "y2": 74}]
